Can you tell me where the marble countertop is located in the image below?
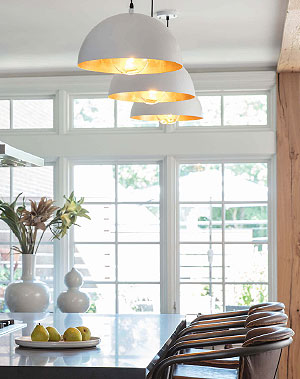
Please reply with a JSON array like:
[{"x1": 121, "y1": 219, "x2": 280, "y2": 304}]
[{"x1": 0, "y1": 312, "x2": 185, "y2": 379}]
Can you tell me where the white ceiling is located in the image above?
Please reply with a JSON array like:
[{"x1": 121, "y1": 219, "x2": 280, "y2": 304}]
[{"x1": 0, "y1": 0, "x2": 287, "y2": 76}]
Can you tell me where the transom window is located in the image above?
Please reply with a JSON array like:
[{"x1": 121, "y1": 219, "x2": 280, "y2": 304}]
[
  {"x1": 0, "y1": 98, "x2": 54, "y2": 129},
  {"x1": 71, "y1": 93, "x2": 268, "y2": 129},
  {"x1": 179, "y1": 93, "x2": 268, "y2": 127},
  {"x1": 71, "y1": 162, "x2": 161, "y2": 313},
  {"x1": 178, "y1": 162, "x2": 269, "y2": 314},
  {"x1": 72, "y1": 97, "x2": 159, "y2": 129}
]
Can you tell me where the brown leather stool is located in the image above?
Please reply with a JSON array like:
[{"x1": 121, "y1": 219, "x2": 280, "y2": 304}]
[{"x1": 150, "y1": 326, "x2": 294, "y2": 379}]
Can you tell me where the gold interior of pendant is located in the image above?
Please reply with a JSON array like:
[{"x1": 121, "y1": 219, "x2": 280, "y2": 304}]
[
  {"x1": 131, "y1": 114, "x2": 203, "y2": 121},
  {"x1": 109, "y1": 91, "x2": 194, "y2": 103},
  {"x1": 78, "y1": 58, "x2": 182, "y2": 74}
]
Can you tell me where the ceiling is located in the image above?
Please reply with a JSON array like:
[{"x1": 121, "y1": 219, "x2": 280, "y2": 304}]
[{"x1": 0, "y1": 0, "x2": 287, "y2": 77}]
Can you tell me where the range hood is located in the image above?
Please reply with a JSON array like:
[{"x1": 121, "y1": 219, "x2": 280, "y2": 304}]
[{"x1": 0, "y1": 142, "x2": 44, "y2": 167}]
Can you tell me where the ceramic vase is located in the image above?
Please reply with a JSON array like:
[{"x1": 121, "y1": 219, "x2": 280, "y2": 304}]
[
  {"x1": 57, "y1": 267, "x2": 90, "y2": 313},
  {"x1": 5, "y1": 254, "x2": 50, "y2": 312}
]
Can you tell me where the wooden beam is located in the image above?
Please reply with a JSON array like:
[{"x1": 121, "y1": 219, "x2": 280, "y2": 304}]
[
  {"x1": 277, "y1": 72, "x2": 300, "y2": 378},
  {"x1": 277, "y1": 0, "x2": 300, "y2": 72}
]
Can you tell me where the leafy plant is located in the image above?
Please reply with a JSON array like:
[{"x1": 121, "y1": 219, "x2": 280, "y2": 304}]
[
  {"x1": 0, "y1": 192, "x2": 90, "y2": 254},
  {"x1": 86, "y1": 291, "x2": 99, "y2": 313},
  {"x1": 239, "y1": 284, "x2": 254, "y2": 306},
  {"x1": 87, "y1": 303, "x2": 97, "y2": 313},
  {"x1": 238, "y1": 284, "x2": 267, "y2": 307}
]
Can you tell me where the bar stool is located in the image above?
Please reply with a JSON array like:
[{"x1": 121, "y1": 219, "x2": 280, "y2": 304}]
[{"x1": 151, "y1": 326, "x2": 294, "y2": 379}]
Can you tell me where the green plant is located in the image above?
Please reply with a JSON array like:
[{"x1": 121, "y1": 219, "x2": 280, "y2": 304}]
[
  {"x1": 0, "y1": 299, "x2": 5, "y2": 312},
  {"x1": 201, "y1": 285, "x2": 210, "y2": 296},
  {"x1": 238, "y1": 284, "x2": 267, "y2": 307},
  {"x1": 258, "y1": 285, "x2": 267, "y2": 303},
  {"x1": 0, "y1": 192, "x2": 90, "y2": 254},
  {"x1": 86, "y1": 291, "x2": 99, "y2": 313},
  {"x1": 87, "y1": 303, "x2": 97, "y2": 313},
  {"x1": 238, "y1": 284, "x2": 254, "y2": 306}
]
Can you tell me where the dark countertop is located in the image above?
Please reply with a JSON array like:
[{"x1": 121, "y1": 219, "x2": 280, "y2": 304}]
[{"x1": 0, "y1": 312, "x2": 185, "y2": 379}]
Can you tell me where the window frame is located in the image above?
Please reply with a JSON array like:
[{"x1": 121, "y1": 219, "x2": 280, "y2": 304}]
[
  {"x1": 69, "y1": 94, "x2": 163, "y2": 133},
  {"x1": 0, "y1": 161, "x2": 57, "y2": 310},
  {"x1": 0, "y1": 71, "x2": 277, "y2": 314},
  {"x1": 68, "y1": 157, "x2": 166, "y2": 313},
  {"x1": 68, "y1": 89, "x2": 273, "y2": 133},
  {"x1": 174, "y1": 156, "x2": 276, "y2": 313},
  {"x1": 176, "y1": 89, "x2": 273, "y2": 132},
  {"x1": 0, "y1": 94, "x2": 57, "y2": 134}
]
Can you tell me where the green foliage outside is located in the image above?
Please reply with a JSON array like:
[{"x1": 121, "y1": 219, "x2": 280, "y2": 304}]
[
  {"x1": 179, "y1": 163, "x2": 267, "y2": 186},
  {"x1": 238, "y1": 284, "x2": 267, "y2": 306},
  {"x1": 201, "y1": 285, "x2": 210, "y2": 297},
  {"x1": 117, "y1": 162, "x2": 266, "y2": 195},
  {"x1": 118, "y1": 165, "x2": 159, "y2": 189},
  {"x1": 86, "y1": 291, "x2": 100, "y2": 313}
]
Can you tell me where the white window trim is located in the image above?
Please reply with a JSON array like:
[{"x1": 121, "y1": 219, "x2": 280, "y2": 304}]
[
  {"x1": 67, "y1": 157, "x2": 165, "y2": 313},
  {"x1": 0, "y1": 71, "x2": 276, "y2": 137},
  {"x1": 53, "y1": 154, "x2": 277, "y2": 314},
  {"x1": 68, "y1": 94, "x2": 163, "y2": 133},
  {"x1": 176, "y1": 88, "x2": 275, "y2": 133},
  {"x1": 173, "y1": 156, "x2": 276, "y2": 313},
  {"x1": 0, "y1": 70, "x2": 277, "y2": 314},
  {"x1": 0, "y1": 94, "x2": 58, "y2": 135},
  {"x1": 0, "y1": 161, "x2": 57, "y2": 291}
]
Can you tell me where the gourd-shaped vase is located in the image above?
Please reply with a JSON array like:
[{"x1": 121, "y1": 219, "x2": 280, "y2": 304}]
[{"x1": 57, "y1": 267, "x2": 90, "y2": 313}]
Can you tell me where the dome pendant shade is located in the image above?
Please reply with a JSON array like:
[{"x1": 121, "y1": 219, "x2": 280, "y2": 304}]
[
  {"x1": 131, "y1": 97, "x2": 203, "y2": 124},
  {"x1": 78, "y1": 13, "x2": 182, "y2": 74},
  {"x1": 109, "y1": 68, "x2": 195, "y2": 103}
]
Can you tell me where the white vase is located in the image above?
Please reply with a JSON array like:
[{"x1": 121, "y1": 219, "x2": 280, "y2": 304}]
[
  {"x1": 57, "y1": 267, "x2": 90, "y2": 313},
  {"x1": 5, "y1": 254, "x2": 50, "y2": 313}
]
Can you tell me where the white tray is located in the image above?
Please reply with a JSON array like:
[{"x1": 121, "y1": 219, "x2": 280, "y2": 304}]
[{"x1": 15, "y1": 336, "x2": 100, "y2": 349}]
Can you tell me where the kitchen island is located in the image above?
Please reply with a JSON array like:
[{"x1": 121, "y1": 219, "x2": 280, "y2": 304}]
[{"x1": 0, "y1": 312, "x2": 185, "y2": 379}]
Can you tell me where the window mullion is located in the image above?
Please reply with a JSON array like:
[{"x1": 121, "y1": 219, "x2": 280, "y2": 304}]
[
  {"x1": 163, "y1": 156, "x2": 179, "y2": 314},
  {"x1": 160, "y1": 157, "x2": 176, "y2": 313},
  {"x1": 221, "y1": 163, "x2": 226, "y2": 311},
  {"x1": 221, "y1": 95, "x2": 224, "y2": 127},
  {"x1": 115, "y1": 163, "x2": 119, "y2": 313},
  {"x1": 55, "y1": 158, "x2": 71, "y2": 304},
  {"x1": 10, "y1": 99, "x2": 13, "y2": 129},
  {"x1": 9, "y1": 167, "x2": 13, "y2": 282},
  {"x1": 114, "y1": 100, "x2": 118, "y2": 128}
]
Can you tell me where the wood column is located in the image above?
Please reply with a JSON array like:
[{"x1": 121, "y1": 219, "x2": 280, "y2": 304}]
[{"x1": 277, "y1": 72, "x2": 300, "y2": 378}]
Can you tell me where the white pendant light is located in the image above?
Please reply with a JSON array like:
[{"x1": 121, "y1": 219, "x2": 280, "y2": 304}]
[
  {"x1": 109, "y1": 67, "x2": 195, "y2": 103},
  {"x1": 130, "y1": 97, "x2": 203, "y2": 124},
  {"x1": 78, "y1": 2, "x2": 182, "y2": 75}
]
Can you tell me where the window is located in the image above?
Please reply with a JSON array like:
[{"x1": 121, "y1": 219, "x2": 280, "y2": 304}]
[
  {"x1": 72, "y1": 93, "x2": 268, "y2": 129},
  {"x1": 178, "y1": 93, "x2": 268, "y2": 127},
  {"x1": 178, "y1": 162, "x2": 269, "y2": 314},
  {"x1": 0, "y1": 100, "x2": 10, "y2": 129},
  {"x1": 72, "y1": 97, "x2": 159, "y2": 129},
  {"x1": 73, "y1": 98, "x2": 115, "y2": 129},
  {"x1": 0, "y1": 165, "x2": 55, "y2": 311},
  {"x1": 0, "y1": 98, "x2": 54, "y2": 130},
  {"x1": 223, "y1": 95, "x2": 267, "y2": 126},
  {"x1": 72, "y1": 162, "x2": 161, "y2": 313},
  {"x1": 0, "y1": 72, "x2": 276, "y2": 314}
]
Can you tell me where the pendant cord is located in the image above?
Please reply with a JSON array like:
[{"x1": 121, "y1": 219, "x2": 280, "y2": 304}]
[
  {"x1": 129, "y1": 0, "x2": 134, "y2": 13},
  {"x1": 151, "y1": 0, "x2": 154, "y2": 17},
  {"x1": 166, "y1": 15, "x2": 169, "y2": 27}
]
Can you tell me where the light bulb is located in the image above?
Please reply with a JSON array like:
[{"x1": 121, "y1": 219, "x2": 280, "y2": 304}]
[
  {"x1": 157, "y1": 114, "x2": 180, "y2": 124},
  {"x1": 113, "y1": 58, "x2": 149, "y2": 75},
  {"x1": 140, "y1": 90, "x2": 166, "y2": 104}
]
